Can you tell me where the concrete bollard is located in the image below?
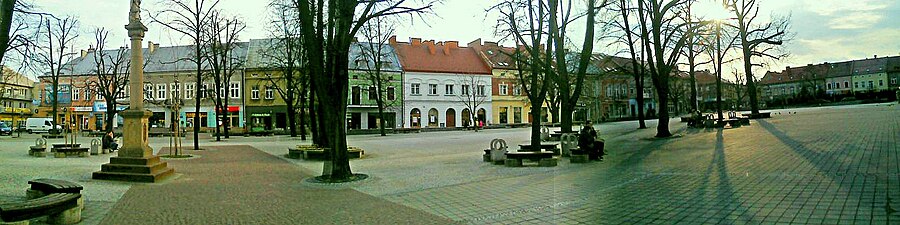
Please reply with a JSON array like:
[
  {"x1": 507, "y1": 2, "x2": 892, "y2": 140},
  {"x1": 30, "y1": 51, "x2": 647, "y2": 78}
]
[
  {"x1": 90, "y1": 138, "x2": 101, "y2": 155},
  {"x1": 540, "y1": 126, "x2": 550, "y2": 141},
  {"x1": 560, "y1": 133, "x2": 578, "y2": 157},
  {"x1": 490, "y1": 139, "x2": 508, "y2": 163}
]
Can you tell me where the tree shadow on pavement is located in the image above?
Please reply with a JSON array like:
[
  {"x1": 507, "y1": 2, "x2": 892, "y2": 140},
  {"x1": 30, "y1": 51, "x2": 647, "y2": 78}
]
[
  {"x1": 757, "y1": 119, "x2": 897, "y2": 222},
  {"x1": 689, "y1": 128, "x2": 758, "y2": 224}
]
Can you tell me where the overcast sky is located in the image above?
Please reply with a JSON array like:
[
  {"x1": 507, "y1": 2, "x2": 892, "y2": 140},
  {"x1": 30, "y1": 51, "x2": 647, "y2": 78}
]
[{"x1": 33, "y1": 0, "x2": 900, "y2": 79}]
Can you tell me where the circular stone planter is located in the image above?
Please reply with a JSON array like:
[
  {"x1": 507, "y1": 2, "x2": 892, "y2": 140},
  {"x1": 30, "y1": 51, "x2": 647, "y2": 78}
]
[
  {"x1": 160, "y1": 154, "x2": 199, "y2": 160},
  {"x1": 306, "y1": 173, "x2": 369, "y2": 184}
]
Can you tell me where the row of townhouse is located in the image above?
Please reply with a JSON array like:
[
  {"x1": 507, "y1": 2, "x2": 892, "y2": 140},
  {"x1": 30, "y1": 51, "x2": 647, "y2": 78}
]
[
  {"x1": 759, "y1": 55, "x2": 900, "y2": 103},
  {"x1": 37, "y1": 36, "x2": 670, "y2": 132},
  {"x1": 0, "y1": 66, "x2": 38, "y2": 127}
]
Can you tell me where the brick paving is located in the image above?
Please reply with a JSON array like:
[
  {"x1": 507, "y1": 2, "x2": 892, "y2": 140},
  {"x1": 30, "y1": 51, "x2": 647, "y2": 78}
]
[
  {"x1": 99, "y1": 145, "x2": 456, "y2": 225},
  {"x1": 1, "y1": 103, "x2": 897, "y2": 224}
]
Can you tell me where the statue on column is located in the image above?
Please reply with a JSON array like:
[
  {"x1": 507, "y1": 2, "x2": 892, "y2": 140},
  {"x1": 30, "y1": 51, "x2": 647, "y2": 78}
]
[{"x1": 130, "y1": 0, "x2": 142, "y2": 22}]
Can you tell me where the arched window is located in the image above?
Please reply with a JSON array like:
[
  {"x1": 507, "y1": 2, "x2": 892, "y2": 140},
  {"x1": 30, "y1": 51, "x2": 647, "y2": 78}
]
[{"x1": 410, "y1": 108, "x2": 421, "y2": 128}]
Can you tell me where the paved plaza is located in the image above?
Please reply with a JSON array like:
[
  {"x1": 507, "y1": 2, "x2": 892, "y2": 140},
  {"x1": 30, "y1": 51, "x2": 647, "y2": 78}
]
[{"x1": 1, "y1": 103, "x2": 898, "y2": 224}]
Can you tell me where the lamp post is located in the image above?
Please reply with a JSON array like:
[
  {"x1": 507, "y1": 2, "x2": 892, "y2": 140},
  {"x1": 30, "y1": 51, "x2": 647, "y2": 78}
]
[{"x1": 94, "y1": 0, "x2": 173, "y2": 182}]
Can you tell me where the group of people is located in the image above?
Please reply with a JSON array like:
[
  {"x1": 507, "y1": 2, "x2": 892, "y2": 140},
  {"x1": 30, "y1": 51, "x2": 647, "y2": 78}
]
[{"x1": 577, "y1": 120, "x2": 605, "y2": 161}]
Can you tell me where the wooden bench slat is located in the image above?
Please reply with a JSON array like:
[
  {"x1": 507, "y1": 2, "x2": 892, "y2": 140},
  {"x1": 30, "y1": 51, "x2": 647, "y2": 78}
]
[{"x1": 0, "y1": 193, "x2": 80, "y2": 222}]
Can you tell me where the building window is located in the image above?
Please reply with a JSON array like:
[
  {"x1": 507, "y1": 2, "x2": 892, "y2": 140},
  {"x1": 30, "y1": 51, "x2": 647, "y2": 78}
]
[
  {"x1": 411, "y1": 83, "x2": 420, "y2": 95},
  {"x1": 202, "y1": 84, "x2": 210, "y2": 99},
  {"x1": 499, "y1": 84, "x2": 508, "y2": 95},
  {"x1": 157, "y1": 84, "x2": 167, "y2": 100},
  {"x1": 879, "y1": 80, "x2": 883, "y2": 86},
  {"x1": 251, "y1": 86, "x2": 260, "y2": 100},
  {"x1": 513, "y1": 107, "x2": 522, "y2": 123},
  {"x1": 854, "y1": 82, "x2": 859, "y2": 88},
  {"x1": 170, "y1": 83, "x2": 179, "y2": 99},
  {"x1": 892, "y1": 78, "x2": 897, "y2": 85},
  {"x1": 265, "y1": 87, "x2": 274, "y2": 99},
  {"x1": 826, "y1": 83, "x2": 831, "y2": 89},
  {"x1": 477, "y1": 85, "x2": 486, "y2": 96},
  {"x1": 445, "y1": 84, "x2": 454, "y2": 95},
  {"x1": 96, "y1": 91, "x2": 102, "y2": 100},
  {"x1": 145, "y1": 84, "x2": 154, "y2": 99},
  {"x1": 185, "y1": 83, "x2": 194, "y2": 99},
  {"x1": 73, "y1": 88, "x2": 80, "y2": 101},
  {"x1": 462, "y1": 85, "x2": 470, "y2": 96},
  {"x1": 229, "y1": 82, "x2": 240, "y2": 99},
  {"x1": 387, "y1": 86, "x2": 395, "y2": 100},
  {"x1": 429, "y1": 84, "x2": 438, "y2": 95},
  {"x1": 868, "y1": 81, "x2": 873, "y2": 89},
  {"x1": 512, "y1": 85, "x2": 521, "y2": 96},
  {"x1": 368, "y1": 86, "x2": 377, "y2": 100}
]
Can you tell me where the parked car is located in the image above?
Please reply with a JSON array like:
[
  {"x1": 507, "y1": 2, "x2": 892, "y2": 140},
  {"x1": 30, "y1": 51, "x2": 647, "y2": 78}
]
[{"x1": 0, "y1": 123, "x2": 12, "y2": 135}]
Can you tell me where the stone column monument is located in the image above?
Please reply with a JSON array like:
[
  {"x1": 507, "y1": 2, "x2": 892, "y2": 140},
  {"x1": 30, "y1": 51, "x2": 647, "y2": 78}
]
[{"x1": 93, "y1": 0, "x2": 174, "y2": 182}]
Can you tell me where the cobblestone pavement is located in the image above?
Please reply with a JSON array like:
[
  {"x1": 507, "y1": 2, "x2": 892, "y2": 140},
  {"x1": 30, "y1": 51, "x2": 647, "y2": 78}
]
[{"x1": 1, "y1": 103, "x2": 897, "y2": 224}]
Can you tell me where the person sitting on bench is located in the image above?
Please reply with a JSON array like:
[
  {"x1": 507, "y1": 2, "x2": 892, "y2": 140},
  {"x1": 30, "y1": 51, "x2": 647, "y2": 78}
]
[
  {"x1": 102, "y1": 131, "x2": 118, "y2": 151},
  {"x1": 578, "y1": 120, "x2": 604, "y2": 161}
]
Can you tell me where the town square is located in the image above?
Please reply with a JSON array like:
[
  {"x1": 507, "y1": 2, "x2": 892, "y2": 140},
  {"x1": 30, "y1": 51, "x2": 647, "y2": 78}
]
[{"x1": 1, "y1": 0, "x2": 899, "y2": 224}]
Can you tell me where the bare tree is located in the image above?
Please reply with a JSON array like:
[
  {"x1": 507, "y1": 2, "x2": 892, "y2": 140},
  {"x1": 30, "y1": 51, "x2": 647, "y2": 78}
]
[
  {"x1": 677, "y1": 0, "x2": 710, "y2": 114},
  {"x1": 731, "y1": 67, "x2": 745, "y2": 109},
  {"x1": 85, "y1": 28, "x2": 131, "y2": 133},
  {"x1": 548, "y1": 0, "x2": 604, "y2": 133},
  {"x1": 605, "y1": 0, "x2": 650, "y2": 129},
  {"x1": 490, "y1": 0, "x2": 555, "y2": 148},
  {"x1": 725, "y1": 0, "x2": 790, "y2": 115},
  {"x1": 263, "y1": 0, "x2": 309, "y2": 140},
  {"x1": 35, "y1": 15, "x2": 79, "y2": 131},
  {"x1": 455, "y1": 76, "x2": 489, "y2": 131},
  {"x1": 358, "y1": 16, "x2": 399, "y2": 136},
  {"x1": 633, "y1": 0, "x2": 692, "y2": 137},
  {"x1": 703, "y1": 18, "x2": 739, "y2": 122},
  {"x1": 151, "y1": 0, "x2": 220, "y2": 150},
  {"x1": 204, "y1": 10, "x2": 245, "y2": 141},
  {"x1": 290, "y1": 0, "x2": 435, "y2": 181}
]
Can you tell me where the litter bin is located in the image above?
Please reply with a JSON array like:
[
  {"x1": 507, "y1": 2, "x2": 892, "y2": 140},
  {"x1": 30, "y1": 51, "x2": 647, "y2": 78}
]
[{"x1": 90, "y1": 138, "x2": 101, "y2": 155}]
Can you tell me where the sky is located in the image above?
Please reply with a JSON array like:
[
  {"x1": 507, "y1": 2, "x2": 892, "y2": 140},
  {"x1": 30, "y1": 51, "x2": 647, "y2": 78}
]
[{"x1": 31, "y1": 0, "x2": 900, "y2": 80}]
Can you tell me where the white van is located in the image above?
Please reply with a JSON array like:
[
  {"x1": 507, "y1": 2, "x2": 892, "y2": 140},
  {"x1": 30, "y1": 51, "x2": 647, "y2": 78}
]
[{"x1": 26, "y1": 118, "x2": 61, "y2": 133}]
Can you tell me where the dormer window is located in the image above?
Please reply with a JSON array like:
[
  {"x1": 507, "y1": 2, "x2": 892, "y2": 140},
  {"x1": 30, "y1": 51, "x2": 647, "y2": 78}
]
[{"x1": 486, "y1": 50, "x2": 494, "y2": 55}]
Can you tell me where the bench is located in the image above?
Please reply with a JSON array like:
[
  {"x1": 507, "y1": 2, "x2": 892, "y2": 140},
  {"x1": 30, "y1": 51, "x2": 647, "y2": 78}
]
[
  {"x1": 248, "y1": 131, "x2": 274, "y2": 136},
  {"x1": 394, "y1": 128, "x2": 420, "y2": 134},
  {"x1": 287, "y1": 146, "x2": 364, "y2": 160},
  {"x1": 27, "y1": 179, "x2": 84, "y2": 195},
  {"x1": 569, "y1": 149, "x2": 590, "y2": 163},
  {"x1": 52, "y1": 147, "x2": 89, "y2": 158},
  {"x1": 519, "y1": 143, "x2": 560, "y2": 155},
  {"x1": 0, "y1": 193, "x2": 82, "y2": 224},
  {"x1": 504, "y1": 151, "x2": 556, "y2": 167}
]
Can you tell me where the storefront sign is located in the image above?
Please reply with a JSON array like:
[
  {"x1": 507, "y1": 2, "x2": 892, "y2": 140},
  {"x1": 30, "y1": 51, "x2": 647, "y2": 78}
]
[
  {"x1": 70, "y1": 107, "x2": 93, "y2": 112},
  {"x1": 250, "y1": 113, "x2": 271, "y2": 117}
]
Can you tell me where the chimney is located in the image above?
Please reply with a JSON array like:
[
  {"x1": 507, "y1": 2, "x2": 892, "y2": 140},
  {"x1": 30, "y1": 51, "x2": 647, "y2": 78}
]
[
  {"x1": 389, "y1": 35, "x2": 397, "y2": 45},
  {"x1": 410, "y1": 38, "x2": 422, "y2": 46},
  {"x1": 148, "y1": 41, "x2": 157, "y2": 53},
  {"x1": 425, "y1": 40, "x2": 436, "y2": 55},
  {"x1": 80, "y1": 50, "x2": 87, "y2": 58},
  {"x1": 443, "y1": 41, "x2": 458, "y2": 55},
  {"x1": 352, "y1": 37, "x2": 358, "y2": 43},
  {"x1": 874, "y1": 55, "x2": 877, "y2": 58}
]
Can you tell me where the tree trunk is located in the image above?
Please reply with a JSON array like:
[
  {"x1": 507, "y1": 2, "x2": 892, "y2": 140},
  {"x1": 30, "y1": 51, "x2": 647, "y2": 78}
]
[
  {"x1": 0, "y1": 0, "x2": 14, "y2": 62},
  {"x1": 193, "y1": 59, "x2": 201, "y2": 150},
  {"x1": 105, "y1": 100, "x2": 116, "y2": 133},
  {"x1": 636, "y1": 75, "x2": 647, "y2": 128},
  {"x1": 309, "y1": 80, "x2": 321, "y2": 146},
  {"x1": 560, "y1": 102, "x2": 573, "y2": 133},
  {"x1": 298, "y1": 92, "x2": 307, "y2": 140},
  {"x1": 286, "y1": 95, "x2": 297, "y2": 137},
  {"x1": 376, "y1": 100, "x2": 386, "y2": 136},
  {"x1": 655, "y1": 87, "x2": 672, "y2": 137},
  {"x1": 529, "y1": 103, "x2": 542, "y2": 148},
  {"x1": 224, "y1": 96, "x2": 230, "y2": 138}
]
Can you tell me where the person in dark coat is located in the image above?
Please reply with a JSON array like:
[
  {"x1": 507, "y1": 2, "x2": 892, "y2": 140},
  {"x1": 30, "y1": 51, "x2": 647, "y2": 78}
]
[
  {"x1": 578, "y1": 120, "x2": 604, "y2": 161},
  {"x1": 103, "y1": 131, "x2": 118, "y2": 151}
]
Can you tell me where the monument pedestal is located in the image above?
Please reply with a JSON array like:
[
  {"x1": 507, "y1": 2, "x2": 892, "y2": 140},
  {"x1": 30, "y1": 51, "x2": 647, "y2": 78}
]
[{"x1": 93, "y1": 110, "x2": 173, "y2": 182}]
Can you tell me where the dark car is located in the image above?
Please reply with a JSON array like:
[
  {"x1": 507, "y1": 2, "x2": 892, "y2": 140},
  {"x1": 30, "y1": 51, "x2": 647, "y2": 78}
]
[{"x1": 0, "y1": 123, "x2": 12, "y2": 136}]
